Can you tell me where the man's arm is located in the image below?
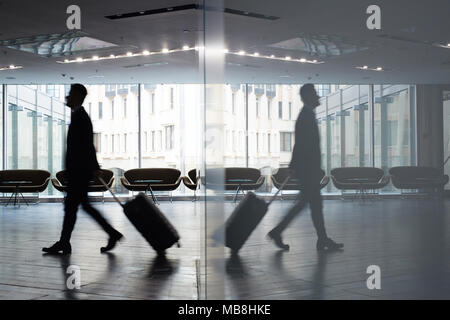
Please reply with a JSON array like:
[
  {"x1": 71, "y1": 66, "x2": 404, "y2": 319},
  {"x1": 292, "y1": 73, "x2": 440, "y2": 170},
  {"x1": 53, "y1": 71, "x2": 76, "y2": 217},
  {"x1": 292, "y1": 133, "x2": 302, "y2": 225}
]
[{"x1": 82, "y1": 114, "x2": 100, "y2": 172}]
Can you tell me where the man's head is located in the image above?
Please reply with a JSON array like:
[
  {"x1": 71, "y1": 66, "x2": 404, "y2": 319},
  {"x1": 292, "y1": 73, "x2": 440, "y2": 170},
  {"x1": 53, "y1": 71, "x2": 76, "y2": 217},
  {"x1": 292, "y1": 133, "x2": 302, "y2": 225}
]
[
  {"x1": 300, "y1": 84, "x2": 320, "y2": 108},
  {"x1": 66, "y1": 83, "x2": 87, "y2": 109}
]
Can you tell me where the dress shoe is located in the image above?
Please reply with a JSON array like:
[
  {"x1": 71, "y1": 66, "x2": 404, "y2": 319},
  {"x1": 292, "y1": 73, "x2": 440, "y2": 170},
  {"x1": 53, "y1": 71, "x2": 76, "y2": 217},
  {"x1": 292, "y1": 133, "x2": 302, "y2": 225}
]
[
  {"x1": 267, "y1": 230, "x2": 290, "y2": 251},
  {"x1": 100, "y1": 231, "x2": 123, "y2": 253},
  {"x1": 42, "y1": 241, "x2": 72, "y2": 255},
  {"x1": 316, "y1": 237, "x2": 344, "y2": 251}
]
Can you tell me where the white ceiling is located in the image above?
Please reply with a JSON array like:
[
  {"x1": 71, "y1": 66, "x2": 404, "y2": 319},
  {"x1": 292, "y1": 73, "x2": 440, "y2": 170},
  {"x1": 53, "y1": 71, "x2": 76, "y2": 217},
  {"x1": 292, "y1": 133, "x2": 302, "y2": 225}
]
[{"x1": 0, "y1": 0, "x2": 449, "y2": 84}]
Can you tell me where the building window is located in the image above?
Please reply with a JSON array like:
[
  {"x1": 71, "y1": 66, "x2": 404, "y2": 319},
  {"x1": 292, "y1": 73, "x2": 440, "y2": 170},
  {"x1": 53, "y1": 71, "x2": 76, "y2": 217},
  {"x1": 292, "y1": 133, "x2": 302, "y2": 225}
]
[
  {"x1": 104, "y1": 135, "x2": 108, "y2": 153},
  {"x1": 280, "y1": 132, "x2": 294, "y2": 152},
  {"x1": 98, "y1": 102, "x2": 103, "y2": 119},
  {"x1": 111, "y1": 135, "x2": 115, "y2": 153},
  {"x1": 268, "y1": 99, "x2": 271, "y2": 119},
  {"x1": 116, "y1": 134, "x2": 120, "y2": 153},
  {"x1": 278, "y1": 101, "x2": 283, "y2": 119},
  {"x1": 165, "y1": 125, "x2": 174, "y2": 150},
  {"x1": 268, "y1": 133, "x2": 271, "y2": 153},
  {"x1": 151, "y1": 131, "x2": 155, "y2": 151},
  {"x1": 123, "y1": 98, "x2": 127, "y2": 118},
  {"x1": 256, "y1": 98, "x2": 260, "y2": 117},
  {"x1": 170, "y1": 88, "x2": 174, "y2": 109},
  {"x1": 232, "y1": 93, "x2": 236, "y2": 114},
  {"x1": 256, "y1": 133, "x2": 259, "y2": 153},
  {"x1": 93, "y1": 133, "x2": 101, "y2": 153},
  {"x1": 124, "y1": 133, "x2": 127, "y2": 152},
  {"x1": 144, "y1": 131, "x2": 147, "y2": 152},
  {"x1": 289, "y1": 102, "x2": 292, "y2": 120},
  {"x1": 88, "y1": 103, "x2": 92, "y2": 117},
  {"x1": 111, "y1": 100, "x2": 114, "y2": 119},
  {"x1": 151, "y1": 93, "x2": 155, "y2": 114}
]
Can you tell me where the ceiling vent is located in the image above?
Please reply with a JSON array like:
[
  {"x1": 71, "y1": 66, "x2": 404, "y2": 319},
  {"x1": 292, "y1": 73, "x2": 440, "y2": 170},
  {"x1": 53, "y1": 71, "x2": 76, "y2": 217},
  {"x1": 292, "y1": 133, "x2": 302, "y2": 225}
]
[{"x1": 105, "y1": 4, "x2": 278, "y2": 20}]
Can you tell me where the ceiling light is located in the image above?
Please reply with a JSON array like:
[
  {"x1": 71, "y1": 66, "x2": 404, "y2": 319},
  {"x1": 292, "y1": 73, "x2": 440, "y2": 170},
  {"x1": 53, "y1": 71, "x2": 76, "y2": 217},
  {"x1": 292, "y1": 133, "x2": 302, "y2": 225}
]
[
  {"x1": 299, "y1": 58, "x2": 306, "y2": 62},
  {"x1": 363, "y1": 65, "x2": 368, "y2": 69},
  {"x1": 285, "y1": 56, "x2": 291, "y2": 60},
  {"x1": 142, "y1": 50, "x2": 150, "y2": 55},
  {"x1": 254, "y1": 52, "x2": 259, "y2": 56},
  {"x1": 162, "y1": 48, "x2": 169, "y2": 53},
  {"x1": 126, "y1": 52, "x2": 133, "y2": 56},
  {"x1": 376, "y1": 67, "x2": 383, "y2": 71},
  {"x1": 270, "y1": 55, "x2": 275, "y2": 58},
  {"x1": 76, "y1": 57, "x2": 83, "y2": 62},
  {"x1": 110, "y1": 54, "x2": 115, "y2": 58},
  {"x1": 447, "y1": 43, "x2": 450, "y2": 47},
  {"x1": 222, "y1": 48, "x2": 229, "y2": 53},
  {"x1": 312, "y1": 59, "x2": 317, "y2": 63},
  {"x1": 64, "y1": 59, "x2": 69, "y2": 63},
  {"x1": 182, "y1": 45, "x2": 189, "y2": 50},
  {"x1": 238, "y1": 50, "x2": 245, "y2": 55},
  {"x1": 9, "y1": 65, "x2": 15, "y2": 69},
  {"x1": 92, "y1": 55, "x2": 99, "y2": 60}
]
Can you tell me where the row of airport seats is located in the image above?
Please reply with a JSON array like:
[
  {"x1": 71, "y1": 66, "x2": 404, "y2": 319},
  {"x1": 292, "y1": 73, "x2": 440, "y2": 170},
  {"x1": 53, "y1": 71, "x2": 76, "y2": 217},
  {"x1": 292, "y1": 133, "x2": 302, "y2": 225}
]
[
  {"x1": 1, "y1": 166, "x2": 448, "y2": 206},
  {"x1": 271, "y1": 166, "x2": 449, "y2": 196}
]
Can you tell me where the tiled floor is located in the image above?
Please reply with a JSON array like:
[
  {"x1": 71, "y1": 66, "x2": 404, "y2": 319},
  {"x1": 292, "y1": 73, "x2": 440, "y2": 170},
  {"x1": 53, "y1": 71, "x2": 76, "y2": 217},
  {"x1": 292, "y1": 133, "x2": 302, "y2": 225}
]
[{"x1": 0, "y1": 198, "x2": 449, "y2": 299}]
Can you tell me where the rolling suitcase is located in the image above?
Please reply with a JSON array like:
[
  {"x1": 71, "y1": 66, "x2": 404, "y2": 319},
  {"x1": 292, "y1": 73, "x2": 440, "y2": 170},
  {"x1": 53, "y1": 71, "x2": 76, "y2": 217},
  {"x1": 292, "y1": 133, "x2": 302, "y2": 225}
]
[
  {"x1": 221, "y1": 176, "x2": 290, "y2": 252},
  {"x1": 100, "y1": 177, "x2": 180, "y2": 254}
]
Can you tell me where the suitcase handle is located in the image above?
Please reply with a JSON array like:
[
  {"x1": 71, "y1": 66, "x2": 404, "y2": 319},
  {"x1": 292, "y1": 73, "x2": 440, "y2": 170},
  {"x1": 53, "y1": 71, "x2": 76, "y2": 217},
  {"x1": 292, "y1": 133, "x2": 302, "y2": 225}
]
[
  {"x1": 98, "y1": 176, "x2": 125, "y2": 208},
  {"x1": 268, "y1": 175, "x2": 291, "y2": 206}
]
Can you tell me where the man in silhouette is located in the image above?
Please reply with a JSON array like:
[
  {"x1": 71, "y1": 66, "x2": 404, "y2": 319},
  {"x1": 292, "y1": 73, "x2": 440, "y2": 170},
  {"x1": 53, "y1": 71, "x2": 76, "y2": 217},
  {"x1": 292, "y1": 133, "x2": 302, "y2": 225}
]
[
  {"x1": 43, "y1": 84, "x2": 122, "y2": 254},
  {"x1": 268, "y1": 84, "x2": 343, "y2": 251}
]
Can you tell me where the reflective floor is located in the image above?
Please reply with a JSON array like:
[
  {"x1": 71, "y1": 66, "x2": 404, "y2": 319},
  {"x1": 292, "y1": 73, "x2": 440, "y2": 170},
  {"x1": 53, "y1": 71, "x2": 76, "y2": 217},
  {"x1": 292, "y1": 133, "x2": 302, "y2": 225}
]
[{"x1": 0, "y1": 198, "x2": 449, "y2": 299}]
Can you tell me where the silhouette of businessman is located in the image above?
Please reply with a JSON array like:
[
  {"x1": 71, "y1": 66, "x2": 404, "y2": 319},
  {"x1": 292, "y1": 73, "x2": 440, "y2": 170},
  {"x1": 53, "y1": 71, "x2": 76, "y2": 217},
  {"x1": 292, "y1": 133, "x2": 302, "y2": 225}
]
[
  {"x1": 268, "y1": 84, "x2": 343, "y2": 251},
  {"x1": 43, "y1": 84, "x2": 122, "y2": 254}
]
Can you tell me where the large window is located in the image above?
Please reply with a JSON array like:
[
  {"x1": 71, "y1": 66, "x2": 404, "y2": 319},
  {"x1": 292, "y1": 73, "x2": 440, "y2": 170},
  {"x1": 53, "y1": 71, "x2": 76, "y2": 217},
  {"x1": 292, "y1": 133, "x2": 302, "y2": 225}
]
[
  {"x1": 0, "y1": 83, "x2": 417, "y2": 197},
  {"x1": 5, "y1": 85, "x2": 68, "y2": 195},
  {"x1": 374, "y1": 86, "x2": 415, "y2": 171}
]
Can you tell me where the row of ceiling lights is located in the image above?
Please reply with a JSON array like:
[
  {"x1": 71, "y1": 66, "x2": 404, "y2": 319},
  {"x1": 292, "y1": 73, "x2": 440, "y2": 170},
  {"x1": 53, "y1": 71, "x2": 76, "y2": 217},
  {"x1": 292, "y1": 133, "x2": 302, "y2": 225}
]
[
  {"x1": 56, "y1": 45, "x2": 324, "y2": 65},
  {"x1": 2, "y1": 42, "x2": 450, "y2": 72}
]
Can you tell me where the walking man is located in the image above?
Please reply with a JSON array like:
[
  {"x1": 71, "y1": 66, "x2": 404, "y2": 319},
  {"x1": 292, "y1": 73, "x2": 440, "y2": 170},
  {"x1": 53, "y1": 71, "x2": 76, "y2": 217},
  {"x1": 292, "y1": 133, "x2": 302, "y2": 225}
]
[
  {"x1": 268, "y1": 84, "x2": 343, "y2": 251},
  {"x1": 43, "y1": 84, "x2": 122, "y2": 254}
]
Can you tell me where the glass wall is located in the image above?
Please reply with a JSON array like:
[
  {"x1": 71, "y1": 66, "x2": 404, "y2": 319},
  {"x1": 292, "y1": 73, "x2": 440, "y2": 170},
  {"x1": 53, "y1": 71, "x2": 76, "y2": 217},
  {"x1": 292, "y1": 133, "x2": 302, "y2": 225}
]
[
  {"x1": 374, "y1": 85, "x2": 416, "y2": 192},
  {"x1": 0, "y1": 83, "x2": 417, "y2": 197},
  {"x1": 4, "y1": 85, "x2": 69, "y2": 195}
]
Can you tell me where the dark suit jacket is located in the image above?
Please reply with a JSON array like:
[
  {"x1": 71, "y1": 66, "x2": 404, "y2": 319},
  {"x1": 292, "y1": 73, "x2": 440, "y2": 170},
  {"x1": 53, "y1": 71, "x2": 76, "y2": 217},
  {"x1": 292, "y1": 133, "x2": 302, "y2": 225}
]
[
  {"x1": 65, "y1": 106, "x2": 100, "y2": 182},
  {"x1": 289, "y1": 105, "x2": 322, "y2": 183}
]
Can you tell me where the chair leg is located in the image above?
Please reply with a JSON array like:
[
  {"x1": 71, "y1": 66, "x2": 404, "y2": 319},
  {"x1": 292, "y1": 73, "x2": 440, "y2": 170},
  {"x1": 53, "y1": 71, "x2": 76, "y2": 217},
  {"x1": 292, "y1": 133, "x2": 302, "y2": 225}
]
[
  {"x1": 19, "y1": 192, "x2": 29, "y2": 206},
  {"x1": 5, "y1": 192, "x2": 15, "y2": 207},
  {"x1": 233, "y1": 186, "x2": 241, "y2": 204},
  {"x1": 148, "y1": 186, "x2": 159, "y2": 205}
]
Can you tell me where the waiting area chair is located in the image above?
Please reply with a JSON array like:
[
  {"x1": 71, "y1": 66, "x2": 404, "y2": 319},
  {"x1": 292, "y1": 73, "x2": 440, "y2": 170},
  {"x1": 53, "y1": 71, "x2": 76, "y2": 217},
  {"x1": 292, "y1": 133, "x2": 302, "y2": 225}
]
[
  {"x1": 271, "y1": 168, "x2": 329, "y2": 198},
  {"x1": 389, "y1": 166, "x2": 449, "y2": 194},
  {"x1": 0, "y1": 169, "x2": 51, "y2": 206},
  {"x1": 223, "y1": 167, "x2": 265, "y2": 202},
  {"x1": 330, "y1": 167, "x2": 390, "y2": 198},
  {"x1": 121, "y1": 168, "x2": 182, "y2": 203},
  {"x1": 51, "y1": 169, "x2": 115, "y2": 202},
  {"x1": 182, "y1": 169, "x2": 200, "y2": 201}
]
